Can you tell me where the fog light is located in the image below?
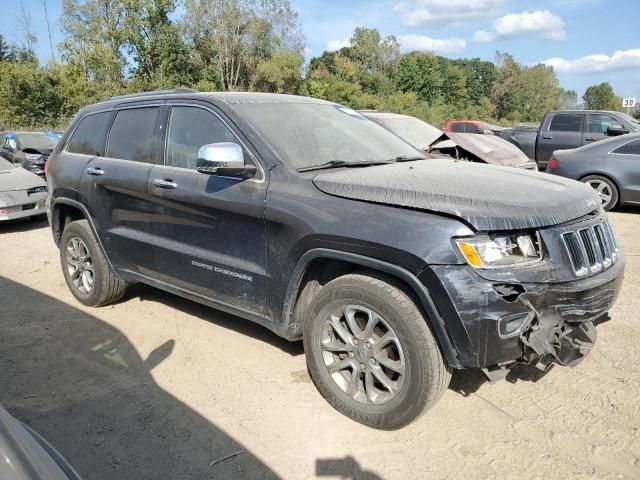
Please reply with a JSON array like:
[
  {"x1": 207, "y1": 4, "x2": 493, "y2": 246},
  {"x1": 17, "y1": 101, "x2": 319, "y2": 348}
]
[{"x1": 498, "y1": 312, "x2": 533, "y2": 338}]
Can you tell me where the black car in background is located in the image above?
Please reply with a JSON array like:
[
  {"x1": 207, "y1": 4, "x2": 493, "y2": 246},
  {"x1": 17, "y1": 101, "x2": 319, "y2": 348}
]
[
  {"x1": 546, "y1": 132, "x2": 640, "y2": 211},
  {"x1": 0, "y1": 131, "x2": 59, "y2": 178}
]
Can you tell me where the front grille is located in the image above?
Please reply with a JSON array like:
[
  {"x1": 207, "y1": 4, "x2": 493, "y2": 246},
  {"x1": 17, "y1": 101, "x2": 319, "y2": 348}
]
[{"x1": 562, "y1": 218, "x2": 619, "y2": 277}]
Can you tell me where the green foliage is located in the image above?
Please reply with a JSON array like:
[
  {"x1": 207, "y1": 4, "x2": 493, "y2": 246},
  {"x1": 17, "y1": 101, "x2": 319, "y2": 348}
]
[
  {"x1": 583, "y1": 82, "x2": 621, "y2": 110},
  {"x1": 252, "y1": 51, "x2": 304, "y2": 93}
]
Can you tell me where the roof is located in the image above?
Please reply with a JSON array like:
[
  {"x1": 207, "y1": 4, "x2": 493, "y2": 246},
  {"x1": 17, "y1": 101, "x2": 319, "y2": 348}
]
[{"x1": 98, "y1": 89, "x2": 333, "y2": 106}]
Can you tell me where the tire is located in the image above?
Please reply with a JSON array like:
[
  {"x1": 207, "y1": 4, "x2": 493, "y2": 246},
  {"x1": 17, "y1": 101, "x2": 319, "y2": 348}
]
[
  {"x1": 581, "y1": 175, "x2": 619, "y2": 211},
  {"x1": 59, "y1": 219, "x2": 127, "y2": 307},
  {"x1": 303, "y1": 273, "x2": 451, "y2": 429}
]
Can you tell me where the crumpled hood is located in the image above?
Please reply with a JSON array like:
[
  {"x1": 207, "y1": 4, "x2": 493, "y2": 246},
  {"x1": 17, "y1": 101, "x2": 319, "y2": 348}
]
[
  {"x1": 430, "y1": 132, "x2": 532, "y2": 167},
  {"x1": 313, "y1": 160, "x2": 600, "y2": 231}
]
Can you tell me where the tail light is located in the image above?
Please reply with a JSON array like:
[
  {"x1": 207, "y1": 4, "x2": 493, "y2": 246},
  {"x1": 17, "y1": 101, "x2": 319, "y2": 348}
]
[
  {"x1": 44, "y1": 158, "x2": 50, "y2": 176},
  {"x1": 547, "y1": 156, "x2": 559, "y2": 170}
]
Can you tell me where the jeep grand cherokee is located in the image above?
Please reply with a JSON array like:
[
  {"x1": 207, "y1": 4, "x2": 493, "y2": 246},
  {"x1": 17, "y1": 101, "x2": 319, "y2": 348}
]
[{"x1": 47, "y1": 91, "x2": 624, "y2": 429}]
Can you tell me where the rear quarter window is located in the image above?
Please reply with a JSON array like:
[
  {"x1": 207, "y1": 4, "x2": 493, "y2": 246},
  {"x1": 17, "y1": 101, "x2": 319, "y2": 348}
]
[
  {"x1": 612, "y1": 138, "x2": 640, "y2": 155},
  {"x1": 548, "y1": 114, "x2": 582, "y2": 132},
  {"x1": 67, "y1": 111, "x2": 113, "y2": 156}
]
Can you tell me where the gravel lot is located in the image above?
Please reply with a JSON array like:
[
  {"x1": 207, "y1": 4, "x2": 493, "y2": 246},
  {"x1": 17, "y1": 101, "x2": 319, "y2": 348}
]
[{"x1": 1, "y1": 210, "x2": 639, "y2": 480}]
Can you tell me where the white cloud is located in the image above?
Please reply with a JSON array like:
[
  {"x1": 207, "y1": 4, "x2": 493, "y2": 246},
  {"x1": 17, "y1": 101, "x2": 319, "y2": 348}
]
[
  {"x1": 398, "y1": 34, "x2": 467, "y2": 54},
  {"x1": 542, "y1": 49, "x2": 640, "y2": 73},
  {"x1": 399, "y1": 0, "x2": 504, "y2": 27},
  {"x1": 392, "y1": 2, "x2": 408, "y2": 12},
  {"x1": 326, "y1": 38, "x2": 351, "y2": 52},
  {"x1": 473, "y1": 10, "x2": 566, "y2": 42},
  {"x1": 473, "y1": 30, "x2": 496, "y2": 43}
]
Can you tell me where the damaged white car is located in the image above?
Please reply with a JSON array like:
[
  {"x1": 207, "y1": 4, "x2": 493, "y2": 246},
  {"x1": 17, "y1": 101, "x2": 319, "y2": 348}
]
[{"x1": 0, "y1": 157, "x2": 48, "y2": 221}]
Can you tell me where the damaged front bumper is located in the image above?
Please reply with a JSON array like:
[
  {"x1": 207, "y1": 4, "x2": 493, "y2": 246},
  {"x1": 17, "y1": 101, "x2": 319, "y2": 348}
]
[{"x1": 424, "y1": 255, "x2": 624, "y2": 371}]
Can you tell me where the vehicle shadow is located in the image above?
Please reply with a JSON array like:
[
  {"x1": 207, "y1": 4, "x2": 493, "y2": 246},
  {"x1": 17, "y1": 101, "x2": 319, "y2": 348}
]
[
  {"x1": 123, "y1": 282, "x2": 304, "y2": 357},
  {"x1": 0, "y1": 215, "x2": 48, "y2": 233},
  {"x1": 0, "y1": 276, "x2": 280, "y2": 480},
  {"x1": 316, "y1": 456, "x2": 384, "y2": 479},
  {"x1": 449, "y1": 364, "x2": 551, "y2": 397}
]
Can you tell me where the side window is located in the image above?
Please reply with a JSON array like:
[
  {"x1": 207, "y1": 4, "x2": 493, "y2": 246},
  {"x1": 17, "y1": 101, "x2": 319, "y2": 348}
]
[
  {"x1": 451, "y1": 123, "x2": 465, "y2": 133},
  {"x1": 165, "y1": 106, "x2": 241, "y2": 169},
  {"x1": 612, "y1": 139, "x2": 640, "y2": 155},
  {"x1": 67, "y1": 112, "x2": 113, "y2": 156},
  {"x1": 465, "y1": 123, "x2": 479, "y2": 133},
  {"x1": 588, "y1": 114, "x2": 618, "y2": 135},
  {"x1": 105, "y1": 107, "x2": 159, "y2": 163},
  {"x1": 549, "y1": 114, "x2": 582, "y2": 132}
]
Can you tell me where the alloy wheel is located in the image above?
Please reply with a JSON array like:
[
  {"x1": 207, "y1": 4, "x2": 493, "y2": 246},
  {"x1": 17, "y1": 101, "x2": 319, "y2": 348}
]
[
  {"x1": 586, "y1": 179, "x2": 613, "y2": 208},
  {"x1": 65, "y1": 237, "x2": 95, "y2": 294},
  {"x1": 320, "y1": 304, "x2": 406, "y2": 405}
]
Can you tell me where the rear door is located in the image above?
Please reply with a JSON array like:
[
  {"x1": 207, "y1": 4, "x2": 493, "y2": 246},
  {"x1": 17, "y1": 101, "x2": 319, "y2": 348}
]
[
  {"x1": 148, "y1": 103, "x2": 268, "y2": 314},
  {"x1": 610, "y1": 138, "x2": 640, "y2": 204},
  {"x1": 79, "y1": 104, "x2": 163, "y2": 275},
  {"x1": 537, "y1": 113, "x2": 584, "y2": 168},
  {"x1": 584, "y1": 113, "x2": 620, "y2": 145}
]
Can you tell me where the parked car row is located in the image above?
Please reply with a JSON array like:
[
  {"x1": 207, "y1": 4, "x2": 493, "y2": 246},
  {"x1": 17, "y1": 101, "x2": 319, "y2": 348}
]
[{"x1": 44, "y1": 90, "x2": 624, "y2": 430}]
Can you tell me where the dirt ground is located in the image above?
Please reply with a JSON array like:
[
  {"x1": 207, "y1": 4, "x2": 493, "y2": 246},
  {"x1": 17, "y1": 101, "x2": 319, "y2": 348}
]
[{"x1": 1, "y1": 210, "x2": 639, "y2": 480}]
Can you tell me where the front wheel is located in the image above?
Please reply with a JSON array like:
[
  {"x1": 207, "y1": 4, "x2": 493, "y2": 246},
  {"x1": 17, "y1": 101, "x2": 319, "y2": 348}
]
[
  {"x1": 303, "y1": 273, "x2": 451, "y2": 429},
  {"x1": 582, "y1": 175, "x2": 619, "y2": 211}
]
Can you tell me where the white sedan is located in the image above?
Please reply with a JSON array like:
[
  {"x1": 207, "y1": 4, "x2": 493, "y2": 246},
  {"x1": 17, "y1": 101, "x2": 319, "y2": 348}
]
[{"x1": 0, "y1": 157, "x2": 48, "y2": 221}]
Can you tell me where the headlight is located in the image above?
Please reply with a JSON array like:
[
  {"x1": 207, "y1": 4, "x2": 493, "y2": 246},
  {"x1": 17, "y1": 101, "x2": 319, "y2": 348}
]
[{"x1": 455, "y1": 234, "x2": 541, "y2": 268}]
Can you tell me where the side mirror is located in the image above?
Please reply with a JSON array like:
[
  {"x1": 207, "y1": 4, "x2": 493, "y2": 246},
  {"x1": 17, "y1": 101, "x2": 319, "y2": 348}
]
[
  {"x1": 607, "y1": 124, "x2": 629, "y2": 136},
  {"x1": 196, "y1": 142, "x2": 256, "y2": 179}
]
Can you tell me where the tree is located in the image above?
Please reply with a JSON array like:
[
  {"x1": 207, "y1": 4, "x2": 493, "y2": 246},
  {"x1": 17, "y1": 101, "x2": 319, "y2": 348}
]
[
  {"x1": 396, "y1": 52, "x2": 443, "y2": 103},
  {"x1": 583, "y1": 82, "x2": 620, "y2": 110},
  {"x1": 124, "y1": 0, "x2": 199, "y2": 88},
  {"x1": 252, "y1": 51, "x2": 303, "y2": 93},
  {"x1": 491, "y1": 52, "x2": 519, "y2": 119},
  {"x1": 347, "y1": 27, "x2": 400, "y2": 77},
  {"x1": 60, "y1": 0, "x2": 127, "y2": 84},
  {"x1": 183, "y1": 0, "x2": 304, "y2": 91}
]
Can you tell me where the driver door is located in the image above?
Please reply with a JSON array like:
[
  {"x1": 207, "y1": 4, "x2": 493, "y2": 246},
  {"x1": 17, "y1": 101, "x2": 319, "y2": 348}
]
[{"x1": 149, "y1": 104, "x2": 268, "y2": 314}]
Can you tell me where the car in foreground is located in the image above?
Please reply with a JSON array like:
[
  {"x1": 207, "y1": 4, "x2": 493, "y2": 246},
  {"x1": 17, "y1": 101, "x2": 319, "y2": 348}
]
[
  {"x1": 0, "y1": 403, "x2": 81, "y2": 480},
  {"x1": 47, "y1": 91, "x2": 624, "y2": 429},
  {"x1": 363, "y1": 111, "x2": 536, "y2": 169},
  {"x1": 1, "y1": 131, "x2": 59, "y2": 178},
  {"x1": 0, "y1": 157, "x2": 48, "y2": 221},
  {"x1": 546, "y1": 132, "x2": 640, "y2": 211}
]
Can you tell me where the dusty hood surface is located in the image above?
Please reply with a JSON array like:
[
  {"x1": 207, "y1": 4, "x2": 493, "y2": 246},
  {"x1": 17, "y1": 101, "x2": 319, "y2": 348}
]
[
  {"x1": 0, "y1": 166, "x2": 46, "y2": 192},
  {"x1": 313, "y1": 160, "x2": 600, "y2": 231},
  {"x1": 430, "y1": 132, "x2": 532, "y2": 167}
]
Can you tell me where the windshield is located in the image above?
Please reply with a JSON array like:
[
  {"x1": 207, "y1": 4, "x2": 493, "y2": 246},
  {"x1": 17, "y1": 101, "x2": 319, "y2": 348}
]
[
  {"x1": 17, "y1": 133, "x2": 58, "y2": 150},
  {"x1": 0, "y1": 157, "x2": 16, "y2": 171},
  {"x1": 617, "y1": 112, "x2": 640, "y2": 130},
  {"x1": 372, "y1": 115, "x2": 442, "y2": 149},
  {"x1": 233, "y1": 103, "x2": 426, "y2": 169}
]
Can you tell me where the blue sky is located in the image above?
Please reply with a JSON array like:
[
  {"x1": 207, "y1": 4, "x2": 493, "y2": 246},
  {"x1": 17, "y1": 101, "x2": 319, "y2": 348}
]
[{"x1": 3, "y1": 0, "x2": 639, "y2": 100}]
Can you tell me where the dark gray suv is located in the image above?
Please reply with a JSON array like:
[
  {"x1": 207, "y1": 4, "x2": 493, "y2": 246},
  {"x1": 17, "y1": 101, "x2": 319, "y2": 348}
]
[{"x1": 47, "y1": 90, "x2": 624, "y2": 429}]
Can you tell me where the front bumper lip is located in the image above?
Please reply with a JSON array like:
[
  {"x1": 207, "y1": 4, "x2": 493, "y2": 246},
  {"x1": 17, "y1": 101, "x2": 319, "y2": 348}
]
[{"x1": 428, "y1": 254, "x2": 625, "y2": 369}]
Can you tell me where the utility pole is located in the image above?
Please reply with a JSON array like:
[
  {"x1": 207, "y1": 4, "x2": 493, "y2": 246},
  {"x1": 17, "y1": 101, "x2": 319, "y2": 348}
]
[{"x1": 42, "y1": 0, "x2": 55, "y2": 62}]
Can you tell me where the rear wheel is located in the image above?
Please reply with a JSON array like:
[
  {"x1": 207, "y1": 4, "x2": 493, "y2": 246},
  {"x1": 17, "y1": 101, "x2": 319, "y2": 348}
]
[
  {"x1": 60, "y1": 220, "x2": 127, "y2": 307},
  {"x1": 582, "y1": 175, "x2": 618, "y2": 211},
  {"x1": 303, "y1": 273, "x2": 451, "y2": 429}
]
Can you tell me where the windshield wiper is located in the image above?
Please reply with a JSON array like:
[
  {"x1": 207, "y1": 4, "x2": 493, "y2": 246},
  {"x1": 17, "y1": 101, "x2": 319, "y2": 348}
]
[
  {"x1": 297, "y1": 160, "x2": 392, "y2": 172},
  {"x1": 391, "y1": 155, "x2": 426, "y2": 162}
]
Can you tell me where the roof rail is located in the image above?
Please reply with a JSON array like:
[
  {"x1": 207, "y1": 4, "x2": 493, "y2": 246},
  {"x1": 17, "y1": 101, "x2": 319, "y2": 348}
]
[{"x1": 101, "y1": 88, "x2": 199, "y2": 102}]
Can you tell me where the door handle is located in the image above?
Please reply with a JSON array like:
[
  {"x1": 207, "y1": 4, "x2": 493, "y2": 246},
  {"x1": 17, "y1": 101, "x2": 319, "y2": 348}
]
[
  {"x1": 86, "y1": 167, "x2": 104, "y2": 176},
  {"x1": 584, "y1": 137, "x2": 597, "y2": 141},
  {"x1": 153, "y1": 178, "x2": 178, "y2": 189},
  {"x1": 542, "y1": 135, "x2": 553, "y2": 139}
]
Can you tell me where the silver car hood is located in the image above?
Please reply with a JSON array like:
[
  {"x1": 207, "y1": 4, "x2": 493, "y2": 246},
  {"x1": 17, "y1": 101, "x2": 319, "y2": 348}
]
[
  {"x1": 313, "y1": 160, "x2": 600, "y2": 231},
  {"x1": 0, "y1": 167, "x2": 46, "y2": 192}
]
